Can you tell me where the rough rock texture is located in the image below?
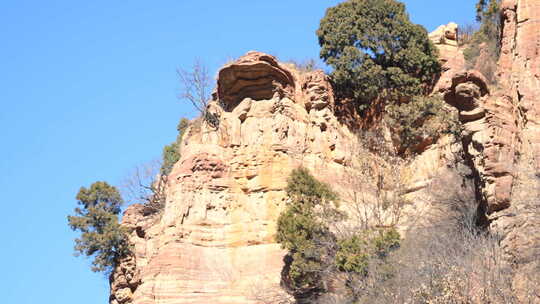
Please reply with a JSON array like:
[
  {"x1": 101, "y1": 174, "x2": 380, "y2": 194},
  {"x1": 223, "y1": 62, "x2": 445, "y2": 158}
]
[
  {"x1": 217, "y1": 52, "x2": 296, "y2": 112},
  {"x1": 429, "y1": 22, "x2": 459, "y2": 46},
  {"x1": 437, "y1": 2, "x2": 540, "y2": 301},
  {"x1": 498, "y1": 0, "x2": 540, "y2": 169},
  {"x1": 431, "y1": 22, "x2": 466, "y2": 94},
  {"x1": 109, "y1": 7, "x2": 540, "y2": 300},
  {"x1": 429, "y1": 20, "x2": 519, "y2": 215},
  {"x1": 441, "y1": 71, "x2": 518, "y2": 214},
  {"x1": 111, "y1": 51, "x2": 359, "y2": 304},
  {"x1": 491, "y1": 0, "x2": 540, "y2": 300}
]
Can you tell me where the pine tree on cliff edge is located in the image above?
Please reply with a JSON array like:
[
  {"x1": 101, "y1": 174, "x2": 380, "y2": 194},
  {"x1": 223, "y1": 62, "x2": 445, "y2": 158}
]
[{"x1": 67, "y1": 181, "x2": 130, "y2": 273}]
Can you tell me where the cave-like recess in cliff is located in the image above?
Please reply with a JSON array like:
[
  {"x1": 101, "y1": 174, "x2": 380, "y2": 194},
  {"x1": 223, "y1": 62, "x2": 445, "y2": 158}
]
[{"x1": 217, "y1": 52, "x2": 295, "y2": 112}]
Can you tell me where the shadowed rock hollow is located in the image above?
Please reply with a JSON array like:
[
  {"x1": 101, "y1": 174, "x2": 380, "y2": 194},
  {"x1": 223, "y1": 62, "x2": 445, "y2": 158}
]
[{"x1": 217, "y1": 52, "x2": 296, "y2": 111}]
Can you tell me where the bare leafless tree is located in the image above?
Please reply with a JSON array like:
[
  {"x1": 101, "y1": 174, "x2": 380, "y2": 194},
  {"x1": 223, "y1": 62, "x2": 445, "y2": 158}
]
[
  {"x1": 121, "y1": 160, "x2": 167, "y2": 215},
  {"x1": 458, "y1": 23, "x2": 479, "y2": 46},
  {"x1": 335, "y1": 129, "x2": 406, "y2": 235},
  {"x1": 248, "y1": 277, "x2": 294, "y2": 304},
  {"x1": 346, "y1": 167, "x2": 523, "y2": 304},
  {"x1": 177, "y1": 60, "x2": 217, "y2": 127}
]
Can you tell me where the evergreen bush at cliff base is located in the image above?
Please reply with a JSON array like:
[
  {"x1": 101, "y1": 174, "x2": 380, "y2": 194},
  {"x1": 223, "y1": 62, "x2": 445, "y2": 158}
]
[{"x1": 276, "y1": 168, "x2": 401, "y2": 303}]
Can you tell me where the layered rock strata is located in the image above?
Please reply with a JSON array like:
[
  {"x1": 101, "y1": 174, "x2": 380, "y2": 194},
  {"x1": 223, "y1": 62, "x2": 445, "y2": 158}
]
[
  {"x1": 442, "y1": 71, "x2": 518, "y2": 214},
  {"x1": 431, "y1": 22, "x2": 466, "y2": 94},
  {"x1": 110, "y1": 51, "x2": 359, "y2": 304},
  {"x1": 109, "y1": 6, "x2": 540, "y2": 301},
  {"x1": 430, "y1": 21, "x2": 518, "y2": 214}
]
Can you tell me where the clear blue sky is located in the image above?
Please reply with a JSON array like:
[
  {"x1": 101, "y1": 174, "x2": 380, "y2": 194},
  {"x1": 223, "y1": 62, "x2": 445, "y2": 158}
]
[{"x1": 0, "y1": 1, "x2": 475, "y2": 303}]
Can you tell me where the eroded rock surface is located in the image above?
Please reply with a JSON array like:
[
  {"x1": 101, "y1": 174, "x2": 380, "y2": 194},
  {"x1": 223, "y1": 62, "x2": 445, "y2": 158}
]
[
  {"x1": 431, "y1": 22, "x2": 467, "y2": 95},
  {"x1": 492, "y1": 0, "x2": 540, "y2": 300},
  {"x1": 109, "y1": 6, "x2": 540, "y2": 300},
  {"x1": 437, "y1": 2, "x2": 540, "y2": 300},
  {"x1": 441, "y1": 71, "x2": 517, "y2": 214},
  {"x1": 429, "y1": 22, "x2": 459, "y2": 46},
  {"x1": 111, "y1": 52, "x2": 359, "y2": 304},
  {"x1": 217, "y1": 51, "x2": 296, "y2": 111}
]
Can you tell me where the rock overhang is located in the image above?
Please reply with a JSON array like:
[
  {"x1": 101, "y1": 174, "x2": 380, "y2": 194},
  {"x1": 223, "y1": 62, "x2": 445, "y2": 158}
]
[{"x1": 217, "y1": 51, "x2": 296, "y2": 111}]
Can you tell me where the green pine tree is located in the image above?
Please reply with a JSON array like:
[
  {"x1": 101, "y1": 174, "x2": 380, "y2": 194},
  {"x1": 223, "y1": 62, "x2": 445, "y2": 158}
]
[
  {"x1": 276, "y1": 168, "x2": 342, "y2": 296},
  {"x1": 317, "y1": 0, "x2": 440, "y2": 110},
  {"x1": 67, "y1": 181, "x2": 130, "y2": 273}
]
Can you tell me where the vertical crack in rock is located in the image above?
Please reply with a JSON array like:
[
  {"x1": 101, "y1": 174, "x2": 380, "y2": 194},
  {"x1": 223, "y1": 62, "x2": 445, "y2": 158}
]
[
  {"x1": 443, "y1": 71, "x2": 517, "y2": 214},
  {"x1": 493, "y1": 0, "x2": 540, "y2": 300},
  {"x1": 436, "y1": 2, "x2": 540, "y2": 301}
]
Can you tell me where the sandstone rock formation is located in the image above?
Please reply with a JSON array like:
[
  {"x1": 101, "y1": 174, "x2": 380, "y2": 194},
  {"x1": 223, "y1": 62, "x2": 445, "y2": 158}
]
[
  {"x1": 431, "y1": 22, "x2": 466, "y2": 94},
  {"x1": 110, "y1": 51, "x2": 359, "y2": 304},
  {"x1": 435, "y1": 2, "x2": 540, "y2": 300},
  {"x1": 430, "y1": 20, "x2": 518, "y2": 215},
  {"x1": 441, "y1": 71, "x2": 517, "y2": 214},
  {"x1": 429, "y1": 22, "x2": 459, "y2": 46},
  {"x1": 110, "y1": 5, "x2": 540, "y2": 301},
  {"x1": 492, "y1": 0, "x2": 540, "y2": 300}
]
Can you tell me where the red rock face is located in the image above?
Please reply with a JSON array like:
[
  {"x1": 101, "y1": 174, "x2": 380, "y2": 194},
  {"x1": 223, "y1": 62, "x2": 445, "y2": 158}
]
[
  {"x1": 494, "y1": 1, "x2": 540, "y2": 300},
  {"x1": 441, "y1": 71, "x2": 517, "y2": 214},
  {"x1": 439, "y1": 2, "x2": 540, "y2": 300},
  {"x1": 109, "y1": 5, "x2": 540, "y2": 300},
  {"x1": 430, "y1": 22, "x2": 519, "y2": 215},
  {"x1": 499, "y1": 0, "x2": 540, "y2": 169},
  {"x1": 431, "y1": 11, "x2": 540, "y2": 299}
]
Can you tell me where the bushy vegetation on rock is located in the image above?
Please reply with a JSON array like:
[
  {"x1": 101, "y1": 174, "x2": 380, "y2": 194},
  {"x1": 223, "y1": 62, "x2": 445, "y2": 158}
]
[
  {"x1": 317, "y1": 0, "x2": 440, "y2": 110},
  {"x1": 317, "y1": 0, "x2": 453, "y2": 156},
  {"x1": 276, "y1": 168, "x2": 342, "y2": 296},
  {"x1": 335, "y1": 229, "x2": 399, "y2": 275},
  {"x1": 160, "y1": 117, "x2": 189, "y2": 176},
  {"x1": 276, "y1": 168, "x2": 401, "y2": 302},
  {"x1": 384, "y1": 96, "x2": 461, "y2": 154},
  {"x1": 275, "y1": 161, "x2": 518, "y2": 303},
  {"x1": 67, "y1": 181, "x2": 130, "y2": 273},
  {"x1": 352, "y1": 172, "x2": 520, "y2": 304}
]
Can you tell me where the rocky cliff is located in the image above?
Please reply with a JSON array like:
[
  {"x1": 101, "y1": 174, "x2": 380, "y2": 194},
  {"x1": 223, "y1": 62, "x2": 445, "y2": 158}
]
[
  {"x1": 110, "y1": 3, "x2": 540, "y2": 301},
  {"x1": 492, "y1": 0, "x2": 540, "y2": 299},
  {"x1": 434, "y1": 1, "x2": 540, "y2": 300},
  {"x1": 110, "y1": 52, "x2": 361, "y2": 304}
]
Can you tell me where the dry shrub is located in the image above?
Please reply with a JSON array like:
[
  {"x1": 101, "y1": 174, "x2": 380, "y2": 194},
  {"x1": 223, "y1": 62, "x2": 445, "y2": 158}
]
[
  {"x1": 463, "y1": 17, "x2": 500, "y2": 84},
  {"x1": 458, "y1": 23, "x2": 479, "y2": 46},
  {"x1": 496, "y1": 159, "x2": 540, "y2": 303},
  {"x1": 355, "y1": 172, "x2": 519, "y2": 304},
  {"x1": 340, "y1": 129, "x2": 408, "y2": 231},
  {"x1": 274, "y1": 131, "x2": 534, "y2": 303},
  {"x1": 290, "y1": 131, "x2": 409, "y2": 304},
  {"x1": 285, "y1": 58, "x2": 321, "y2": 73},
  {"x1": 121, "y1": 160, "x2": 167, "y2": 216}
]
